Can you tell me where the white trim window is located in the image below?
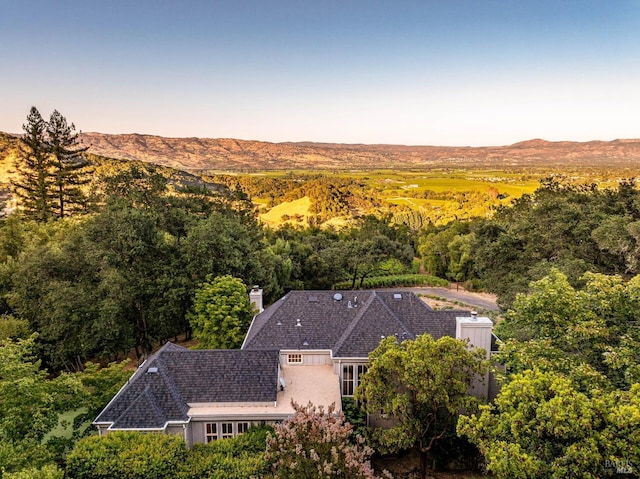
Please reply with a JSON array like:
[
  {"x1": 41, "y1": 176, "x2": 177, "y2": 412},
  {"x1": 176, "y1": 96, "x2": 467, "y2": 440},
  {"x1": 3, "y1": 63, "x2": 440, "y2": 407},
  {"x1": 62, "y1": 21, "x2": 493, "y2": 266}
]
[
  {"x1": 341, "y1": 364, "x2": 368, "y2": 396},
  {"x1": 221, "y1": 422, "x2": 233, "y2": 439},
  {"x1": 205, "y1": 423, "x2": 218, "y2": 443},
  {"x1": 205, "y1": 421, "x2": 253, "y2": 442}
]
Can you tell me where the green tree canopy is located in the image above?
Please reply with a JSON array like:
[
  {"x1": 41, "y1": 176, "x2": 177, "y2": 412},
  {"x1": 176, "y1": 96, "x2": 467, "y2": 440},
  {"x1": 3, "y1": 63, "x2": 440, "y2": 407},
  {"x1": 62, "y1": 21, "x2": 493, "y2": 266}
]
[
  {"x1": 458, "y1": 369, "x2": 640, "y2": 479},
  {"x1": 356, "y1": 334, "x2": 487, "y2": 479},
  {"x1": 11, "y1": 108, "x2": 90, "y2": 221},
  {"x1": 0, "y1": 334, "x2": 82, "y2": 474},
  {"x1": 188, "y1": 275, "x2": 255, "y2": 349},
  {"x1": 461, "y1": 269, "x2": 640, "y2": 478},
  {"x1": 496, "y1": 269, "x2": 640, "y2": 389}
]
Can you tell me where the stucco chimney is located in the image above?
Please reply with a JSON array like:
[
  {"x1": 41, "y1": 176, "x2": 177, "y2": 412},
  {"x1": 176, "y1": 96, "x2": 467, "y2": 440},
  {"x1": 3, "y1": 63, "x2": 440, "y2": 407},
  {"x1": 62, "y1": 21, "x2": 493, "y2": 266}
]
[
  {"x1": 249, "y1": 285, "x2": 263, "y2": 313},
  {"x1": 456, "y1": 314, "x2": 493, "y2": 400}
]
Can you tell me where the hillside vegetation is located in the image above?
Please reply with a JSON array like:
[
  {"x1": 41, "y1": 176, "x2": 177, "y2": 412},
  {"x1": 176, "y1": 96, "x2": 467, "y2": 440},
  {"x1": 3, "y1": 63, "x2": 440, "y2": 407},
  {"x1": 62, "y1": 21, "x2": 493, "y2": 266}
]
[{"x1": 2, "y1": 120, "x2": 640, "y2": 478}]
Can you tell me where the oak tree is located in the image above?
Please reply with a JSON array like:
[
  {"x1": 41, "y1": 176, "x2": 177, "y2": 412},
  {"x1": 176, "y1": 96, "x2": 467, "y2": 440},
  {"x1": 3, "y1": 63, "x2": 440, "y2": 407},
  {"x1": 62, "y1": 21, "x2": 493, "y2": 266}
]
[{"x1": 356, "y1": 334, "x2": 487, "y2": 479}]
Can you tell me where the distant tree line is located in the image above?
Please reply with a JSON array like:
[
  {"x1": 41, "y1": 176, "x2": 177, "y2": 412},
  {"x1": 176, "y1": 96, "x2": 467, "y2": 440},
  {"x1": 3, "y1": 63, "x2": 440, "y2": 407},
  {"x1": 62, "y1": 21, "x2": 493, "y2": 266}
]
[{"x1": 417, "y1": 176, "x2": 640, "y2": 307}]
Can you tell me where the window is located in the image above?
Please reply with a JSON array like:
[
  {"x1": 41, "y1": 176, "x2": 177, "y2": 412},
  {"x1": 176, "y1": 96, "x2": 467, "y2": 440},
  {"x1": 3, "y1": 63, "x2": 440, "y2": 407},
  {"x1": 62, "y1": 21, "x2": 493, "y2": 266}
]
[
  {"x1": 221, "y1": 422, "x2": 233, "y2": 439},
  {"x1": 287, "y1": 353, "x2": 302, "y2": 364},
  {"x1": 342, "y1": 365, "x2": 354, "y2": 396},
  {"x1": 205, "y1": 423, "x2": 217, "y2": 443},
  {"x1": 342, "y1": 364, "x2": 368, "y2": 396},
  {"x1": 206, "y1": 421, "x2": 253, "y2": 441},
  {"x1": 357, "y1": 365, "x2": 368, "y2": 383}
]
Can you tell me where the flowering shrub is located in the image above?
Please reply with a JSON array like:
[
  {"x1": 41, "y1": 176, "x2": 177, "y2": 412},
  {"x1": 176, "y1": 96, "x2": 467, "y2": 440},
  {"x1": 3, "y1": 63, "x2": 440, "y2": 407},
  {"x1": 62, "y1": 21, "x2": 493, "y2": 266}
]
[{"x1": 266, "y1": 401, "x2": 388, "y2": 479}]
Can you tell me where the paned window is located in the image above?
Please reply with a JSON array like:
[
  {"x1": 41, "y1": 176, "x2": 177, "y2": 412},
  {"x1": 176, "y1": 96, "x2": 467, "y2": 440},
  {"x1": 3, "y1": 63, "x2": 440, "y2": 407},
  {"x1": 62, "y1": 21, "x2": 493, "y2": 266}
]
[
  {"x1": 342, "y1": 364, "x2": 368, "y2": 396},
  {"x1": 237, "y1": 422, "x2": 250, "y2": 434},
  {"x1": 287, "y1": 353, "x2": 302, "y2": 364},
  {"x1": 342, "y1": 365, "x2": 354, "y2": 396},
  {"x1": 221, "y1": 422, "x2": 234, "y2": 439},
  {"x1": 205, "y1": 423, "x2": 217, "y2": 442}
]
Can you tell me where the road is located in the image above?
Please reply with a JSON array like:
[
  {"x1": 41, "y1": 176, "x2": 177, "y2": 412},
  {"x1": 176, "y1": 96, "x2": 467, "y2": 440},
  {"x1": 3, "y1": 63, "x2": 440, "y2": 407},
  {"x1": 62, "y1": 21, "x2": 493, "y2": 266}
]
[{"x1": 397, "y1": 286, "x2": 500, "y2": 311}]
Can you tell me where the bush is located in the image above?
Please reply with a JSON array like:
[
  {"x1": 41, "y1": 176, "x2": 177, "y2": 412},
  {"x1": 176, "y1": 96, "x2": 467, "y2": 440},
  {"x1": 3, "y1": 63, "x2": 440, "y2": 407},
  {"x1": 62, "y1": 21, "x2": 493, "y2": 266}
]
[
  {"x1": 265, "y1": 401, "x2": 382, "y2": 479},
  {"x1": 65, "y1": 432, "x2": 187, "y2": 479},
  {"x1": 2, "y1": 464, "x2": 64, "y2": 479},
  {"x1": 176, "y1": 426, "x2": 271, "y2": 479},
  {"x1": 334, "y1": 274, "x2": 448, "y2": 290}
]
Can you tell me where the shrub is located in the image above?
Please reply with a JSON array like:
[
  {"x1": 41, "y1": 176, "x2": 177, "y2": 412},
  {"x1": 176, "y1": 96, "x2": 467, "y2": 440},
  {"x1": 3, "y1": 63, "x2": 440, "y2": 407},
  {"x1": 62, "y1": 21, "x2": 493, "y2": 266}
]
[
  {"x1": 65, "y1": 432, "x2": 187, "y2": 479},
  {"x1": 334, "y1": 274, "x2": 448, "y2": 290},
  {"x1": 176, "y1": 426, "x2": 271, "y2": 479}
]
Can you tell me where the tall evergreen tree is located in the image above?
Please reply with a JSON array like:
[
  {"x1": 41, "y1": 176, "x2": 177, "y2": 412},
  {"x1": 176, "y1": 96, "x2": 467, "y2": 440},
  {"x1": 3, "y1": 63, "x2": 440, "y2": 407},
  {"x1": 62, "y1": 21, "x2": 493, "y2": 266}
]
[
  {"x1": 12, "y1": 107, "x2": 54, "y2": 221},
  {"x1": 46, "y1": 110, "x2": 89, "y2": 218}
]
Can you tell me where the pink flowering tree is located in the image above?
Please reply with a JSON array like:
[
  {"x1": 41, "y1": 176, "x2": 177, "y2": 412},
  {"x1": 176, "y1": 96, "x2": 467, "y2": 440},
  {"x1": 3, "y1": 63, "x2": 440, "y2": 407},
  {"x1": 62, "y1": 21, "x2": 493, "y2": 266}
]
[{"x1": 265, "y1": 401, "x2": 386, "y2": 479}]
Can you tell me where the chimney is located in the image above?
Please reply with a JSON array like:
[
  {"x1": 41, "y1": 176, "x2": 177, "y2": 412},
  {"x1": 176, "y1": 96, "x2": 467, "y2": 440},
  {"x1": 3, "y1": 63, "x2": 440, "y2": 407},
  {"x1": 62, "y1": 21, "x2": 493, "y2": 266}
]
[
  {"x1": 456, "y1": 314, "x2": 493, "y2": 401},
  {"x1": 250, "y1": 285, "x2": 263, "y2": 313}
]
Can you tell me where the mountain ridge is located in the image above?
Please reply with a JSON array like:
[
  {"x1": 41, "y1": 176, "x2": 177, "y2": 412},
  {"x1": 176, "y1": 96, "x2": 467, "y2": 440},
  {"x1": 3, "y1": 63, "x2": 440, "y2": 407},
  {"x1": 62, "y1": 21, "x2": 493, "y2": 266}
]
[{"x1": 4, "y1": 131, "x2": 640, "y2": 172}]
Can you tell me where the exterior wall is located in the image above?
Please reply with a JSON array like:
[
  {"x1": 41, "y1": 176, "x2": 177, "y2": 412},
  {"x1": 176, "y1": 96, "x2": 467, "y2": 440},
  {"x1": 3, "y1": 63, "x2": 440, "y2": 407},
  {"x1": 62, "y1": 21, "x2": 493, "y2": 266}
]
[
  {"x1": 367, "y1": 412, "x2": 399, "y2": 429},
  {"x1": 189, "y1": 418, "x2": 279, "y2": 445},
  {"x1": 280, "y1": 350, "x2": 332, "y2": 366},
  {"x1": 165, "y1": 424, "x2": 185, "y2": 435}
]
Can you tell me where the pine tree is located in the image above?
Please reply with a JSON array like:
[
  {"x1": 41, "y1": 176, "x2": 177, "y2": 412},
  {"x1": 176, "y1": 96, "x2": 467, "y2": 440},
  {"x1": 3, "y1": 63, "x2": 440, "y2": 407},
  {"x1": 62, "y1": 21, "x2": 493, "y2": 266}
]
[
  {"x1": 46, "y1": 110, "x2": 89, "y2": 218},
  {"x1": 12, "y1": 107, "x2": 55, "y2": 221}
]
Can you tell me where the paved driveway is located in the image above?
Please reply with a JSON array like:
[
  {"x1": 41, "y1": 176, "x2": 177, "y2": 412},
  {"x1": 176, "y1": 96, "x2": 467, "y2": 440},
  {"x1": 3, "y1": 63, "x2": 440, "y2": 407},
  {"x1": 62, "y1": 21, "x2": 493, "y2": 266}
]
[{"x1": 387, "y1": 286, "x2": 500, "y2": 311}]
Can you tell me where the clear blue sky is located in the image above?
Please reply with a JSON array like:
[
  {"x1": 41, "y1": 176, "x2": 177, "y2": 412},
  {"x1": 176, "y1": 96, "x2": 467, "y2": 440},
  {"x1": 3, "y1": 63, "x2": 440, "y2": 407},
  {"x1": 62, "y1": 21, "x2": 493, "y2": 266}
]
[{"x1": 1, "y1": 0, "x2": 638, "y2": 146}]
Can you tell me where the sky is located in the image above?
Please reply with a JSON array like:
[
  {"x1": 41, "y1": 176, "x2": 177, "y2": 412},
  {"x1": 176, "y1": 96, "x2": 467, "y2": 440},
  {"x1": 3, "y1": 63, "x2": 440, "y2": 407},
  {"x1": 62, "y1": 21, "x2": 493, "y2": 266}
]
[{"x1": 1, "y1": 0, "x2": 639, "y2": 146}]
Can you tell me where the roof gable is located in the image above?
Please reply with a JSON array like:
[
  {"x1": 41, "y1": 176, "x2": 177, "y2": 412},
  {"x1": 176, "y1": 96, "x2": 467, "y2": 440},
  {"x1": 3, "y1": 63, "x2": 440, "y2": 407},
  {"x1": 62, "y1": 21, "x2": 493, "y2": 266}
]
[
  {"x1": 243, "y1": 290, "x2": 462, "y2": 357},
  {"x1": 95, "y1": 343, "x2": 279, "y2": 429}
]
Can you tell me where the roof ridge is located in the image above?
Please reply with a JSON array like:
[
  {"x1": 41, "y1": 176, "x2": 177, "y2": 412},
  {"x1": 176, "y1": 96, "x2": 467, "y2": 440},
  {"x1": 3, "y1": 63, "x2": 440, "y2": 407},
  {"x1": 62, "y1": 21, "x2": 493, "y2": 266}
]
[
  {"x1": 332, "y1": 291, "x2": 378, "y2": 354},
  {"x1": 153, "y1": 355, "x2": 189, "y2": 416},
  {"x1": 241, "y1": 293, "x2": 289, "y2": 349},
  {"x1": 158, "y1": 341, "x2": 188, "y2": 353},
  {"x1": 112, "y1": 386, "x2": 166, "y2": 429},
  {"x1": 375, "y1": 292, "x2": 414, "y2": 337}
]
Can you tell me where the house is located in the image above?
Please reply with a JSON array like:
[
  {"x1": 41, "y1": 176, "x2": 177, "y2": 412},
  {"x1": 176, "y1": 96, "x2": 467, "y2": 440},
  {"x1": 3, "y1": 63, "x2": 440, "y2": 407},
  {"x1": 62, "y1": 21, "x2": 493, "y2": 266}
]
[{"x1": 94, "y1": 290, "x2": 493, "y2": 446}]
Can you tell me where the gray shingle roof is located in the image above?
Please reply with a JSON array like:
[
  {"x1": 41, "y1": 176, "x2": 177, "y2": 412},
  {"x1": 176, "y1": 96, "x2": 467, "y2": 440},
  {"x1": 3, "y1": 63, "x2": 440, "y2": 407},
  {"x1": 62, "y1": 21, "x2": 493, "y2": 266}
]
[
  {"x1": 95, "y1": 343, "x2": 279, "y2": 429},
  {"x1": 97, "y1": 290, "x2": 466, "y2": 431},
  {"x1": 242, "y1": 290, "x2": 460, "y2": 357}
]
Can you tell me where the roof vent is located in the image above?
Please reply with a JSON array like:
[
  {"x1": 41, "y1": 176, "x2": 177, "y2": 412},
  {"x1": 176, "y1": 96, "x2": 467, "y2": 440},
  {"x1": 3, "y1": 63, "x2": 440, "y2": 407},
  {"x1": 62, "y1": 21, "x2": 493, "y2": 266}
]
[
  {"x1": 308, "y1": 295, "x2": 319, "y2": 302},
  {"x1": 333, "y1": 293, "x2": 343, "y2": 301},
  {"x1": 147, "y1": 367, "x2": 158, "y2": 374},
  {"x1": 276, "y1": 320, "x2": 282, "y2": 326},
  {"x1": 470, "y1": 311, "x2": 478, "y2": 321},
  {"x1": 347, "y1": 300, "x2": 353, "y2": 308},
  {"x1": 296, "y1": 318, "x2": 302, "y2": 327},
  {"x1": 302, "y1": 339, "x2": 309, "y2": 346},
  {"x1": 393, "y1": 293, "x2": 402, "y2": 299}
]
